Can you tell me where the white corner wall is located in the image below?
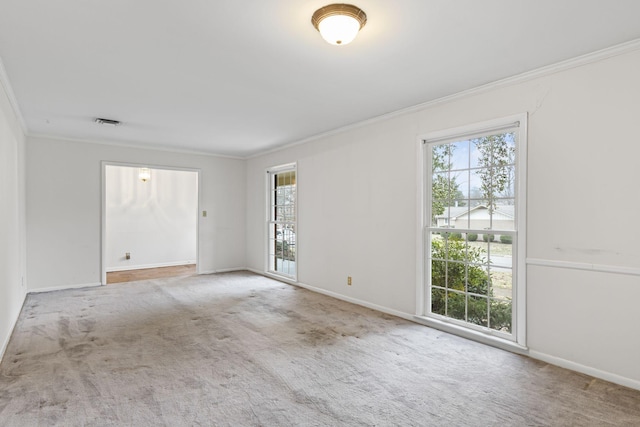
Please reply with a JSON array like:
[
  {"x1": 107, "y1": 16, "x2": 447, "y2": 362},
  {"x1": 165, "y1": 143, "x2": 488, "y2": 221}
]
[
  {"x1": 26, "y1": 137, "x2": 246, "y2": 291},
  {"x1": 105, "y1": 166, "x2": 197, "y2": 271},
  {"x1": 0, "y1": 71, "x2": 26, "y2": 361},
  {"x1": 246, "y1": 47, "x2": 640, "y2": 388}
]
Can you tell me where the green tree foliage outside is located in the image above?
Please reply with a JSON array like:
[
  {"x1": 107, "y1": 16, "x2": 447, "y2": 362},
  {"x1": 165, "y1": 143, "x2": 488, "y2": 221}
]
[
  {"x1": 430, "y1": 132, "x2": 515, "y2": 332},
  {"x1": 431, "y1": 237, "x2": 511, "y2": 332},
  {"x1": 482, "y1": 233, "x2": 495, "y2": 242},
  {"x1": 472, "y1": 133, "x2": 516, "y2": 210},
  {"x1": 275, "y1": 240, "x2": 295, "y2": 261},
  {"x1": 500, "y1": 235, "x2": 513, "y2": 244},
  {"x1": 432, "y1": 132, "x2": 515, "y2": 220},
  {"x1": 431, "y1": 144, "x2": 464, "y2": 221}
]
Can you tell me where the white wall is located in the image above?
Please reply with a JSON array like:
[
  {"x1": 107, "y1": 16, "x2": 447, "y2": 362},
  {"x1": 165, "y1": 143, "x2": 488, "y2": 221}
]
[
  {"x1": 246, "y1": 48, "x2": 640, "y2": 388},
  {"x1": 26, "y1": 137, "x2": 245, "y2": 291},
  {"x1": 105, "y1": 166, "x2": 197, "y2": 271},
  {"x1": 0, "y1": 72, "x2": 26, "y2": 361}
]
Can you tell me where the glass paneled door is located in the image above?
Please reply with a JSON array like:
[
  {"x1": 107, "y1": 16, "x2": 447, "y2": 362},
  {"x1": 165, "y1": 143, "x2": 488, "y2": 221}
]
[{"x1": 268, "y1": 165, "x2": 297, "y2": 279}]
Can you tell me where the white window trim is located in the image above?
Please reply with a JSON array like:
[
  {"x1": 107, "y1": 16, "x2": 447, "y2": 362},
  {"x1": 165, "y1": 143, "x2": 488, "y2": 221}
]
[
  {"x1": 415, "y1": 114, "x2": 528, "y2": 350},
  {"x1": 265, "y1": 162, "x2": 298, "y2": 282}
]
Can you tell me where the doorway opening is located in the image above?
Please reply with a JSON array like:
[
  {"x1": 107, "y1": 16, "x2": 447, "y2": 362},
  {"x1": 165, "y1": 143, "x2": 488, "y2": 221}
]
[{"x1": 102, "y1": 164, "x2": 200, "y2": 284}]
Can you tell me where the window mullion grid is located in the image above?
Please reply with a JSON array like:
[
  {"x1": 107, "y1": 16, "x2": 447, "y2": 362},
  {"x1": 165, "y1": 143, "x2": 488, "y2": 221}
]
[
  {"x1": 510, "y1": 234, "x2": 517, "y2": 335},
  {"x1": 487, "y1": 143, "x2": 494, "y2": 329},
  {"x1": 486, "y1": 248, "x2": 492, "y2": 329},
  {"x1": 428, "y1": 129, "x2": 520, "y2": 339},
  {"x1": 464, "y1": 140, "x2": 471, "y2": 322},
  {"x1": 427, "y1": 227, "x2": 514, "y2": 235},
  {"x1": 464, "y1": 260, "x2": 469, "y2": 324},
  {"x1": 444, "y1": 234, "x2": 449, "y2": 318},
  {"x1": 425, "y1": 147, "x2": 433, "y2": 316},
  {"x1": 269, "y1": 173, "x2": 276, "y2": 272}
]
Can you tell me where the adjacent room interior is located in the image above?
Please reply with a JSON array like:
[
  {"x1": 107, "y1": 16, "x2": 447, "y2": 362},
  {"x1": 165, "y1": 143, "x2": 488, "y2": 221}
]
[
  {"x1": 104, "y1": 164, "x2": 199, "y2": 284},
  {"x1": 1, "y1": 1, "x2": 640, "y2": 425}
]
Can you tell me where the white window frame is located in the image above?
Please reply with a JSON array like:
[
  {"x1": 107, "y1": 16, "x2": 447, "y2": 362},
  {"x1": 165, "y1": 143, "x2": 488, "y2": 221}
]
[
  {"x1": 415, "y1": 114, "x2": 528, "y2": 352},
  {"x1": 266, "y1": 163, "x2": 297, "y2": 281}
]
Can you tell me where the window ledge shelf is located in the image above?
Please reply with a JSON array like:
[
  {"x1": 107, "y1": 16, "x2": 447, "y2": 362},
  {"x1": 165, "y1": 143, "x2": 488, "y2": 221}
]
[{"x1": 413, "y1": 315, "x2": 528, "y2": 355}]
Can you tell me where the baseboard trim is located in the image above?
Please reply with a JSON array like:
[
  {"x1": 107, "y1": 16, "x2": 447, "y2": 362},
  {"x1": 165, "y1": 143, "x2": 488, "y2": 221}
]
[
  {"x1": 0, "y1": 289, "x2": 27, "y2": 365},
  {"x1": 529, "y1": 350, "x2": 640, "y2": 391},
  {"x1": 246, "y1": 268, "x2": 640, "y2": 392},
  {"x1": 297, "y1": 282, "x2": 414, "y2": 321},
  {"x1": 106, "y1": 261, "x2": 196, "y2": 272},
  {"x1": 28, "y1": 282, "x2": 103, "y2": 294},
  {"x1": 246, "y1": 268, "x2": 414, "y2": 322},
  {"x1": 251, "y1": 269, "x2": 298, "y2": 286},
  {"x1": 197, "y1": 267, "x2": 246, "y2": 275}
]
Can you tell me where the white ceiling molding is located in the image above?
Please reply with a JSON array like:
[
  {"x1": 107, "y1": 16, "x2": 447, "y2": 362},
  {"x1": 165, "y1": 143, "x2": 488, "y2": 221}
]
[
  {"x1": 15, "y1": 36, "x2": 640, "y2": 161},
  {"x1": 248, "y1": 37, "x2": 640, "y2": 160},
  {"x1": 0, "y1": 56, "x2": 28, "y2": 134},
  {"x1": 2, "y1": 1, "x2": 640, "y2": 157},
  {"x1": 26, "y1": 131, "x2": 245, "y2": 160}
]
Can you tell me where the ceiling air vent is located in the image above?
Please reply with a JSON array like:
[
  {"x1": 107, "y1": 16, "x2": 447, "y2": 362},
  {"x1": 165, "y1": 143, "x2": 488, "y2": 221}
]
[{"x1": 95, "y1": 117, "x2": 121, "y2": 126}]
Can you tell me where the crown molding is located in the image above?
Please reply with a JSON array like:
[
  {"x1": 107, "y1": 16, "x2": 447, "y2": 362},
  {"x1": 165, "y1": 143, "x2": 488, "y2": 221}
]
[
  {"x1": 248, "y1": 38, "x2": 640, "y2": 160},
  {"x1": 0, "y1": 56, "x2": 28, "y2": 134},
  {"x1": 5, "y1": 38, "x2": 640, "y2": 160},
  {"x1": 27, "y1": 132, "x2": 245, "y2": 160}
]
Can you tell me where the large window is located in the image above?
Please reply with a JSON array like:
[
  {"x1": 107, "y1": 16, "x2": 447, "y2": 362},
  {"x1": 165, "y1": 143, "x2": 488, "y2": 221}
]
[
  {"x1": 422, "y1": 117, "x2": 526, "y2": 346},
  {"x1": 267, "y1": 164, "x2": 297, "y2": 279}
]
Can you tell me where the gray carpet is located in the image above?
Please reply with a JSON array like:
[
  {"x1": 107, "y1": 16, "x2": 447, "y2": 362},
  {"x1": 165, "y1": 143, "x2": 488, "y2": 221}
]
[{"x1": 1, "y1": 271, "x2": 639, "y2": 426}]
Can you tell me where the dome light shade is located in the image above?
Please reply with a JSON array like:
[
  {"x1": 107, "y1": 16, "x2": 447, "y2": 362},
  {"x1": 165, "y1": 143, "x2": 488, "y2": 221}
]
[
  {"x1": 139, "y1": 168, "x2": 151, "y2": 182},
  {"x1": 312, "y1": 4, "x2": 367, "y2": 45}
]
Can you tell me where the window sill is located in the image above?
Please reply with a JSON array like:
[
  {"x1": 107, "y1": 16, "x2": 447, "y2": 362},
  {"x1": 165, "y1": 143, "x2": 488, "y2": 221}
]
[{"x1": 413, "y1": 315, "x2": 528, "y2": 355}]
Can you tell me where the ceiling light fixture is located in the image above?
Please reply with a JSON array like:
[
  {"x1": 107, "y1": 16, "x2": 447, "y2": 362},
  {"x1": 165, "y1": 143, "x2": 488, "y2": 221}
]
[
  {"x1": 139, "y1": 168, "x2": 151, "y2": 182},
  {"x1": 312, "y1": 4, "x2": 367, "y2": 46},
  {"x1": 95, "y1": 117, "x2": 121, "y2": 126}
]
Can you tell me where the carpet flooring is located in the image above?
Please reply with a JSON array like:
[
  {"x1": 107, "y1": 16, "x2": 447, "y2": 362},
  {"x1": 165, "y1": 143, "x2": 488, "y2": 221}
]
[{"x1": 1, "y1": 271, "x2": 639, "y2": 426}]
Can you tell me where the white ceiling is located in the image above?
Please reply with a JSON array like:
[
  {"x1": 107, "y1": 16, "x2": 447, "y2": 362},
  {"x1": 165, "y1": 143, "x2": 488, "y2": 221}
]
[{"x1": 1, "y1": 1, "x2": 640, "y2": 158}]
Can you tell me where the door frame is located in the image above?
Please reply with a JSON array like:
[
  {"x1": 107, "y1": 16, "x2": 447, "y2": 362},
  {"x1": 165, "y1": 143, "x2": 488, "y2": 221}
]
[
  {"x1": 264, "y1": 162, "x2": 298, "y2": 282},
  {"x1": 101, "y1": 161, "x2": 202, "y2": 285}
]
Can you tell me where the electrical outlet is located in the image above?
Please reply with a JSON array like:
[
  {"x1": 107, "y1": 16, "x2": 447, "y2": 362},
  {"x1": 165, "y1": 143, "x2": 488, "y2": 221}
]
[
  {"x1": 347, "y1": 276, "x2": 352, "y2": 286},
  {"x1": 125, "y1": 252, "x2": 131, "y2": 260},
  {"x1": 202, "y1": 210, "x2": 207, "y2": 217}
]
